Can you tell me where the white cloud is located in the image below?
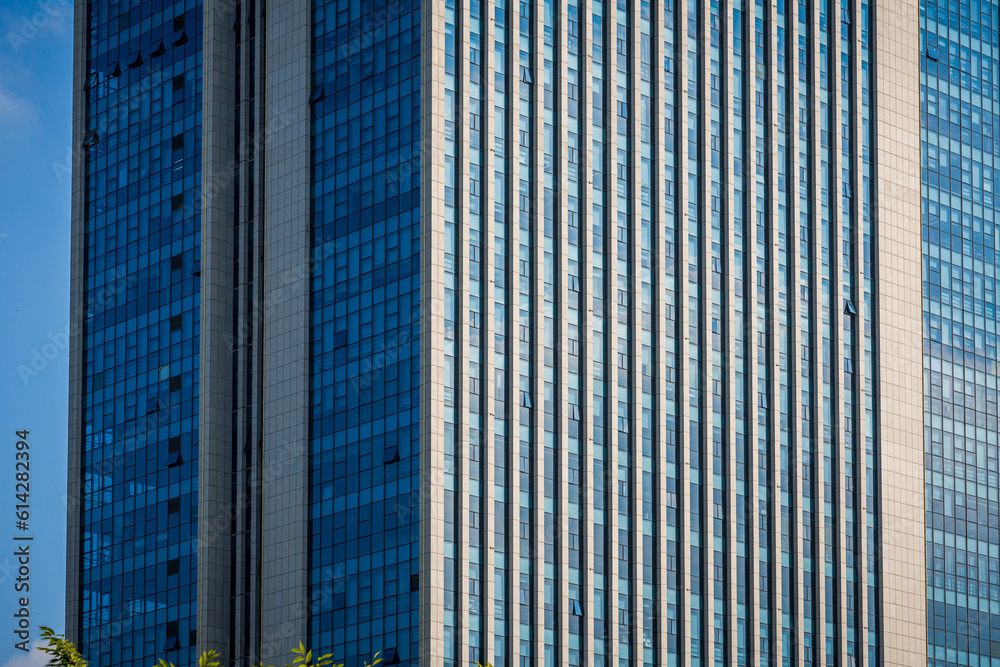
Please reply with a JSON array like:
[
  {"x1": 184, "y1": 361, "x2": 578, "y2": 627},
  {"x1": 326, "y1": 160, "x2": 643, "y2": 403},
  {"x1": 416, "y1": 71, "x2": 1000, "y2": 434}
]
[{"x1": 0, "y1": 642, "x2": 50, "y2": 667}]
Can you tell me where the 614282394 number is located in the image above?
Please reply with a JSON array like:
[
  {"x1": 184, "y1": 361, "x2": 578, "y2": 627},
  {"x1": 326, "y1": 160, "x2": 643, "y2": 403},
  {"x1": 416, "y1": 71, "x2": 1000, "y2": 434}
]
[{"x1": 14, "y1": 431, "x2": 29, "y2": 530}]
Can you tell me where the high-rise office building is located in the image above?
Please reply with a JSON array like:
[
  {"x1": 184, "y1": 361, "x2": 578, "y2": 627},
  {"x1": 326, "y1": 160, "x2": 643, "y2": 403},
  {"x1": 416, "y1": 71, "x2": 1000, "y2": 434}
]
[
  {"x1": 919, "y1": 2, "x2": 1000, "y2": 666},
  {"x1": 66, "y1": 0, "x2": 939, "y2": 665}
]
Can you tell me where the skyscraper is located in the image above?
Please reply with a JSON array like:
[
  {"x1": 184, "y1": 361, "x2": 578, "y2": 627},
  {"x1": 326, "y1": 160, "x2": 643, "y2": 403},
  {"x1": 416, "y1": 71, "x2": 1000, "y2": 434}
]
[
  {"x1": 67, "y1": 0, "x2": 936, "y2": 666},
  {"x1": 919, "y1": 1, "x2": 1000, "y2": 665}
]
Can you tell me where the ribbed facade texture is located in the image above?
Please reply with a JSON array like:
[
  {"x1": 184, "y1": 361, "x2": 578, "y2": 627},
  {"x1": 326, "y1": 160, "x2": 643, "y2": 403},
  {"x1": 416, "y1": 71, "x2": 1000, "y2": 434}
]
[
  {"x1": 415, "y1": 0, "x2": 915, "y2": 661},
  {"x1": 67, "y1": 0, "x2": 933, "y2": 665}
]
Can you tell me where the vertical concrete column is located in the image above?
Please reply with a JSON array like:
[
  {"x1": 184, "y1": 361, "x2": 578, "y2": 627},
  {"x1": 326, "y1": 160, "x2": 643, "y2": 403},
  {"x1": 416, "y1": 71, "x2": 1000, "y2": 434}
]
[
  {"x1": 807, "y1": 0, "x2": 827, "y2": 656},
  {"x1": 481, "y1": 2, "x2": 499, "y2": 660},
  {"x1": 763, "y1": 0, "x2": 784, "y2": 660},
  {"x1": 651, "y1": 0, "x2": 672, "y2": 658},
  {"x1": 743, "y1": 0, "x2": 762, "y2": 657},
  {"x1": 198, "y1": 0, "x2": 238, "y2": 660},
  {"x1": 579, "y1": 0, "x2": 597, "y2": 658},
  {"x1": 849, "y1": 0, "x2": 871, "y2": 659},
  {"x1": 529, "y1": 0, "x2": 546, "y2": 660},
  {"x1": 675, "y1": 0, "x2": 693, "y2": 658},
  {"x1": 65, "y1": 0, "x2": 90, "y2": 645},
  {"x1": 784, "y1": 7, "x2": 806, "y2": 664},
  {"x1": 420, "y1": 0, "x2": 449, "y2": 659},
  {"x1": 828, "y1": 2, "x2": 851, "y2": 660},
  {"x1": 261, "y1": 0, "x2": 313, "y2": 660},
  {"x1": 501, "y1": 5, "x2": 523, "y2": 660},
  {"x1": 721, "y1": 1, "x2": 744, "y2": 661},
  {"x1": 625, "y1": 1, "x2": 643, "y2": 663},
  {"x1": 455, "y1": 0, "x2": 475, "y2": 661},
  {"x1": 552, "y1": 0, "x2": 573, "y2": 660},
  {"x1": 603, "y1": 3, "x2": 620, "y2": 664},
  {"x1": 872, "y1": 0, "x2": 927, "y2": 664},
  {"x1": 697, "y1": 0, "x2": 716, "y2": 654}
]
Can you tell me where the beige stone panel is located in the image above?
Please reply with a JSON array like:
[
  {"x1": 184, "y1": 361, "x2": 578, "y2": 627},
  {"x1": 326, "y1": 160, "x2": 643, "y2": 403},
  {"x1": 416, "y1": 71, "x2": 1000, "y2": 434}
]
[{"x1": 873, "y1": 0, "x2": 927, "y2": 664}]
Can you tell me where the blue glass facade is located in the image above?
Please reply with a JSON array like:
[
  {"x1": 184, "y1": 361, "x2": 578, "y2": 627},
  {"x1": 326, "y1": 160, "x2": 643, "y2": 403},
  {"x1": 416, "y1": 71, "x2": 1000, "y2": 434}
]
[
  {"x1": 920, "y1": 1, "x2": 1000, "y2": 664},
  {"x1": 309, "y1": 0, "x2": 422, "y2": 663},
  {"x1": 79, "y1": 2, "x2": 203, "y2": 667}
]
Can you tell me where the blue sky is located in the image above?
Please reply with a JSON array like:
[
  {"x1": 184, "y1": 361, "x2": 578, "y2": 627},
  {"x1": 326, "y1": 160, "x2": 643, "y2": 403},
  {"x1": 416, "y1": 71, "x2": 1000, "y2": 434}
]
[{"x1": 0, "y1": 0, "x2": 73, "y2": 665}]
